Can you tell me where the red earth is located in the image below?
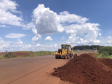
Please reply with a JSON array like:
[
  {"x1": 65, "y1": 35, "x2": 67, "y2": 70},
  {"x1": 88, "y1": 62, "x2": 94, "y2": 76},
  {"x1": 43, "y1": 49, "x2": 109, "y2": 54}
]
[
  {"x1": 53, "y1": 54, "x2": 112, "y2": 84},
  {"x1": 0, "y1": 52, "x2": 34, "y2": 57},
  {"x1": 12, "y1": 52, "x2": 33, "y2": 56}
]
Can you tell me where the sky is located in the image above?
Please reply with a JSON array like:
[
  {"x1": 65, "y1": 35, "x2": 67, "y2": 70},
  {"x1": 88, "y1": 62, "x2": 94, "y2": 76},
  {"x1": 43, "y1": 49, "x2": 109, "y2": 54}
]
[{"x1": 0, "y1": 0, "x2": 112, "y2": 52}]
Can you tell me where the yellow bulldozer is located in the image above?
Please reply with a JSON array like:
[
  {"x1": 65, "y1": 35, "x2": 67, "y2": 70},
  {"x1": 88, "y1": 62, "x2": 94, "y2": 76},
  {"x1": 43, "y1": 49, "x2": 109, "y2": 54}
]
[{"x1": 54, "y1": 44, "x2": 77, "y2": 59}]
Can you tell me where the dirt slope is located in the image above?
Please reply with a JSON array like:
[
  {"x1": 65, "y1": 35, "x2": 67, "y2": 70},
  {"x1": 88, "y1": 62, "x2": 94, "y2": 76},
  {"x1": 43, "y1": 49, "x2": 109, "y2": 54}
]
[
  {"x1": 99, "y1": 58, "x2": 112, "y2": 69},
  {"x1": 53, "y1": 54, "x2": 112, "y2": 84}
]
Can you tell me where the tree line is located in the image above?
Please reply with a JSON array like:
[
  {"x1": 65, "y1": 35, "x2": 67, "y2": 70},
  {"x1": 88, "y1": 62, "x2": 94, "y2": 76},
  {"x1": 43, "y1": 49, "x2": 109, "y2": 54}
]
[{"x1": 73, "y1": 45, "x2": 103, "y2": 50}]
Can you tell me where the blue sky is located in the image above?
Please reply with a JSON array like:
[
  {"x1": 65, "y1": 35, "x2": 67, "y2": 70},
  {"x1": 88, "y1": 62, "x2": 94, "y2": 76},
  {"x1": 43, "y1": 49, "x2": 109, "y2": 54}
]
[{"x1": 0, "y1": 0, "x2": 112, "y2": 52}]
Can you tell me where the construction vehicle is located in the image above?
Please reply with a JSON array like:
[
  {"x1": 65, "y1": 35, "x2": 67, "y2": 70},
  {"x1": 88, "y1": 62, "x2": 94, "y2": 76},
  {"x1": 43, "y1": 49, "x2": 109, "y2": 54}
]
[{"x1": 54, "y1": 44, "x2": 77, "y2": 59}]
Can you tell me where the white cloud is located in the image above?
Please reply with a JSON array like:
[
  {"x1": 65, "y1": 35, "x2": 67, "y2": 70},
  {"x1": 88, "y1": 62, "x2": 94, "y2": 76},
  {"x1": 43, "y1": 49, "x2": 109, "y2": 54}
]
[
  {"x1": 36, "y1": 43, "x2": 41, "y2": 46},
  {"x1": 23, "y1": 23, "x2": 41, "y2": 42},
  {"x1": 0, "y1": 0, "x2": 23, "y2": 26},
  {"x1": 96, "y1": 36, "x2": 112, "y2": 46},
  {"x1": 16, "y1": 39, "x2": 23, "y2": 44},
  {"x1": 59, "y1": 11, "x2": 88, "y2": 24},
  {"x1": 45, "y1": 36, "x2": 53, "y2": 41},
  {"x1": 79, "y1": 38, "x2": 100, "y2": 44},
  {"x1": 94, "y1": 40, "x2": 100, "y2": 44},
  {"x1": 0, "y1": 37, "x2": 7, "y2": 44},
  {"x1": 0, "y1": 0, "x2": 18, "y2": 12},
  {"x1": 35, "y1": 44, "x2": 57, "y2": 51},
  {"x1": 29, "y1": 4, "x2": 90, "y2": 43},
  {"x1": 0, "y1": 3, "x2": 103, "y2": 47},
  {"x1": 80, "y1": 38, "x2": 87, "y2": 44},
  {"x1": 66, "y1": 29, "x2": 76, "y2": 34},
  {"x1": 29, "y1": 25, "x2": 41, "y2": 42},
  {"x1": 107, "y1": 36, "x2": 111, "y2": 39},
  {"x1": 99, "y1": 33, "x2": 102, "y2": 36},
  {"x1": 5, "y1": 33, "x2": 26, "y2": 38},
  {"x1": 31, "y1": 4, "x2": 89, "y2": 35},
  {"x1": 49, "y1": 44, "x2": 57, "y2": 48},
  {"x1": 106, "y1": 36, "x2": 112, "y2": 44},
  {"x1": 67, "y1": 34, "x2": 79, "y2": 43},
  {"x1": 2, "y1": 35, "x2": 112, "y2": 52},
  {"x1": 23, "y1": 22, "x2": 35, "y2": 30},
  {"x1": 32, "y1": 34, "x2": 41, "y2": 42},
  {"x1": 0, "y1": 38, "x2": 11, "y2": 51},
  {"x1": 32, "y1": 27, "x2": 37, "y2": 35},
  {"x1": 0, "y1": 38, "x2": 58, "y2": 52},
  {"x1": 32, "y1": 4, "x2": 64, "y2": 34},
  {"x1": 30, "y1": 4, "x2": 102, "y2": 45},
  {"x1": 0, "y1": 25, "x2": 8, "y2": 27},
  {"x1": 65, "y1": 23, "x2": 100, "y2": 44}
]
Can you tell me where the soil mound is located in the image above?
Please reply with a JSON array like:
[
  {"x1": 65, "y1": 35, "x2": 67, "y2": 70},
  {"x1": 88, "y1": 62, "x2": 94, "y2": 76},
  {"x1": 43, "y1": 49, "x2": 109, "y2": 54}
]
[
  {"x1": 99, "y1": 58, "x2": 112, "y2": 69},
  {"x1": 53, "y1": 54, "x2": 112, "y2": 84}
]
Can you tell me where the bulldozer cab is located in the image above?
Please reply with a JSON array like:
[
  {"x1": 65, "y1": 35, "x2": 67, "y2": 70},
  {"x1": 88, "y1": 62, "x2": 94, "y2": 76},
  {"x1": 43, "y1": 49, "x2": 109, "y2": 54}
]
[
  {"x1": 61, "y1": 44, "x2": 71, "y2": 54},
  {"x1": 61, "y1": 44, "x2": 71, "y2": 50}
]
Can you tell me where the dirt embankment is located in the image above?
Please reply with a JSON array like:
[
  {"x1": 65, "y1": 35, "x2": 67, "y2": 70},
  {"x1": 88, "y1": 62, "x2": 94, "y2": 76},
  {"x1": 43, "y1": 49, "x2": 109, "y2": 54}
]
[
  {"x1": 12, "y1": 52, "x2": 33, "y2": 56},
  {"x1": 99, "y1": 58, "x2": 112, "y2": 69},
  {"x1": 53, "y1": 54, "x2": 112, "y2": 84}
]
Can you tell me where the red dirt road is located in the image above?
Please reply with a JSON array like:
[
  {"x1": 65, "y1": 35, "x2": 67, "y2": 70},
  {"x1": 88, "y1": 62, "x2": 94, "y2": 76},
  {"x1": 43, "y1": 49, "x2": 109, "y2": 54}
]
[{"x1": 0, "y1": 55, "x2": 72, "y2": 84}]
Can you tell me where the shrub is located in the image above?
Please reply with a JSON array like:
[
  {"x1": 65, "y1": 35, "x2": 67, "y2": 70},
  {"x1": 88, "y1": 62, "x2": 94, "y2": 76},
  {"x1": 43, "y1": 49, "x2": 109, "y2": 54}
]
[
  {"x1": 101, "y1": 51, "x2": 109, "y2": 56},
  {"x1": 23, "y1": 54, "x2": 30, "y2": 57},
  {"x1": 3, "y1": 52, "x2": 16, "y2": 58},
  {"x1": 98, "y1": 47, "x2": 112, "y2": 56}
]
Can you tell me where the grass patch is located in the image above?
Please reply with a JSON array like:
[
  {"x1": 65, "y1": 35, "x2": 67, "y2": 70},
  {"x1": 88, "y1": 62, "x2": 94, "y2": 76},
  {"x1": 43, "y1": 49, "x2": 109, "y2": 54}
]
[
  {"x1": 96, "y1": 52, "x2": 112, "y2": 59},
  {"x1": 97, "y1": 55, "x2": 112, "y2": 59},
  {"x1": 14, "y1": 51, "x2": 33, "y2": 53},
  {"x1": 33, "y1": 51, "x2": 56, "y2": 56},
  {"x1": 0, "y1": 54, "x2": 4, "y2": 59},
  {"x1": 95, "y1": 46, "x2": 112, "y2": 59}
]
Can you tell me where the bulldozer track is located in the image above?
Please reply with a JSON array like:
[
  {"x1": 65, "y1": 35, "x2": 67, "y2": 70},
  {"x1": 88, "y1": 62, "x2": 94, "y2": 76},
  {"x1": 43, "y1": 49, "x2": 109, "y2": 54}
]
[{"x1": 8, "y1": 60, "x2": 59, "y2": 84}]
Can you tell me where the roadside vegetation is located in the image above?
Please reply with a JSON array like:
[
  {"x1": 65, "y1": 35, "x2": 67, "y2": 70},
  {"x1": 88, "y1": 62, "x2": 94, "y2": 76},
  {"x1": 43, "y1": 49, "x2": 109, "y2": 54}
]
[
  {"x1": 0, "y1": 51, "x2": 56, "y2": 59},
  {"x1": 1, "y1": 46, "x2": 112, "y2": 59},
  {"x1": 0, "y1": 54, "x2": 4, "y2": 59},
  {"x1": 96, "y1": 46, "x2": 112, "y2": 59},
  {"x1": 34, "y1": 51, "x2": 55, "y2": 56}
]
